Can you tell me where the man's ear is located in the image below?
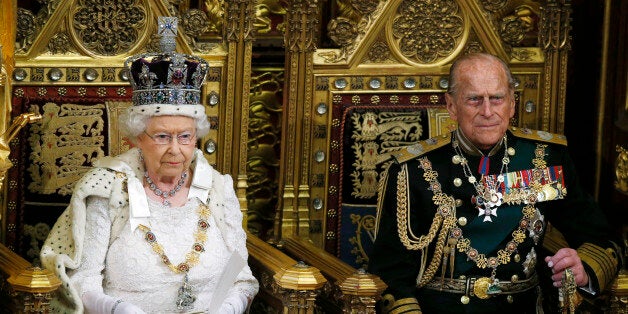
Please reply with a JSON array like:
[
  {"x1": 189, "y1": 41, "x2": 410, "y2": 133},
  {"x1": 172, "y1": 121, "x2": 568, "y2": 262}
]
[{"x1": 445, "y1": 93, "x2": 458, "y2": 120}]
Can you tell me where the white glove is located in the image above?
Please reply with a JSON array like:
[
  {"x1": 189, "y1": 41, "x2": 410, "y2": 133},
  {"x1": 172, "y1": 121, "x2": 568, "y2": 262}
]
[
  {"x1": 217, "y1": 294, "x2": 248, "y2": 314},
  {"x1": 81, "y1": 291, "x2": 146, "y2": 314}
]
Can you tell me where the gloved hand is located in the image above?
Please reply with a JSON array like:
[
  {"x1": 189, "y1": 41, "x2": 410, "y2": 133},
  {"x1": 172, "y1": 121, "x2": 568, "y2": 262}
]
[{"x1": 81, "y1": 290, "x2": 146, "y2": 314}]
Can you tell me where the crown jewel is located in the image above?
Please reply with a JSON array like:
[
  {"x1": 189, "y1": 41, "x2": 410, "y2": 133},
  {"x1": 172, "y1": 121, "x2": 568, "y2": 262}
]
[{"x1": 125, "y1": 17, "x2": 209, "y2": 109}]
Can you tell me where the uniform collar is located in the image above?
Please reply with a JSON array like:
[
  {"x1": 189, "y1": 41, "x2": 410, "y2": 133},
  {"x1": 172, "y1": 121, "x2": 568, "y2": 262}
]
[{"x1": 455, "y1": 128, "x2": 505, "y2": 157}]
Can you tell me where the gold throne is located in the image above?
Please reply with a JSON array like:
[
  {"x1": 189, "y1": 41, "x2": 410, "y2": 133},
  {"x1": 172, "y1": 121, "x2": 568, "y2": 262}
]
[{"x1": 0, "y1": 0, "x2": 626, "y2": 313}]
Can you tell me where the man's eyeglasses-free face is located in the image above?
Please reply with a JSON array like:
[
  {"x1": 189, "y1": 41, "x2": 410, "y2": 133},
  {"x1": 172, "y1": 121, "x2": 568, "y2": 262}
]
[{"x1": 143, "y1": 131, "x2": 196, "y2": 145}]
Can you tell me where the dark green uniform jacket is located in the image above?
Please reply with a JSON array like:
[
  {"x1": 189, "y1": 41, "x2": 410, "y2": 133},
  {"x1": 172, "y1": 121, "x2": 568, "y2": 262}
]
[{"x1": 368, "y1": 127, "x2": 620, "y2": 314}]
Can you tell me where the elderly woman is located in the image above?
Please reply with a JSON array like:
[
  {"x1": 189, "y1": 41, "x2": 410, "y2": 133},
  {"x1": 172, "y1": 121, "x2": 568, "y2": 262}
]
[{"x1": 40, "y1": 17, "x2": 259, "y2": 313}]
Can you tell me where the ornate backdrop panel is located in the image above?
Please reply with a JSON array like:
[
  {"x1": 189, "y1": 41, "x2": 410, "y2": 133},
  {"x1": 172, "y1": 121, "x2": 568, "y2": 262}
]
[{"x1": 7, "y1": 86, "x2": 132, "y2": 264}]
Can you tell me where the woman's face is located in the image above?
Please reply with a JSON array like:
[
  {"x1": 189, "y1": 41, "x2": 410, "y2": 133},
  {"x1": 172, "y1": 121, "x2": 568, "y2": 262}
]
[{"x1": 136, "y1": 115, "x2": 197, "y2": 180}]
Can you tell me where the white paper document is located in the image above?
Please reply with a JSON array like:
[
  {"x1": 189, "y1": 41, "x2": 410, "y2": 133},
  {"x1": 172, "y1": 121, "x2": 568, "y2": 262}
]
[{"x1": 207, "y1": 252, "x2": 246, "y2": 313}]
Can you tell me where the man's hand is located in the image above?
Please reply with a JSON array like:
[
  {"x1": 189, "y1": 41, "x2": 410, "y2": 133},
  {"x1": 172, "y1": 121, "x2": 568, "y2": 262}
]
[{"x1": 545, "y1": 248, "x2": 589, "y2": 287}]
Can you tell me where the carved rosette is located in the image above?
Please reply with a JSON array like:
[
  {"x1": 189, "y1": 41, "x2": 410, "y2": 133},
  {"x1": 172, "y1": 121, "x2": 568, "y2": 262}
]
[
  {"x1": 47, "y1": 32, "x2": 71, "y2": 54},
  {"x1": 328, "y1": 17, "x2": 358, "y2": 47},
  {"x1": 390, "y1": 0, "x2": 464, "y2": 64},
  {"x1": 15, "y1": 8, "x2": 38, "y2": 53},
  {"x1": 500, "y1": 7, "x2": 535, "y2": 46},
  {"x1": 182, "y1": 9, "x2": 210, "y2": 38},
  {"x1": 366, "y1": 40, "x2": 391, "y2": 63},
  {"x1": 71, "y1": 0, "x2": 147, "y2": 56}
]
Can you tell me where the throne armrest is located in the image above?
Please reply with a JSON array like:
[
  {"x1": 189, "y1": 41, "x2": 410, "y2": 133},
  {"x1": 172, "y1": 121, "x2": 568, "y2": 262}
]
[
  {"x1": 246, "y1": 232, "x2": 327, "y2": 313},
  {"x1": 282, "y1": 234, "x2": 386, "y2": 313},
  {"x1": 0, "y1": 243, "x2": 60, "y2": 312}
]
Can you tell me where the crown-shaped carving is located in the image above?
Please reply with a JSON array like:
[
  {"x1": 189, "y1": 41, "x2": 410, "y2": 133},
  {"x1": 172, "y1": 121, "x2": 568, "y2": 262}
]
[{"x1": 124, "y1": 17, "x2": 209, "y2": 108}]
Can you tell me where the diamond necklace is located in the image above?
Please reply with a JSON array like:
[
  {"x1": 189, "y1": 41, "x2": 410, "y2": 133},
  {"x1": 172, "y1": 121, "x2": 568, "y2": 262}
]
[
  {"x1": 452, "y1": 134, "x2": 513, "y2": 222},
  {"x1": 144, "y1": 171, "x2": 188, "y2": 207}
]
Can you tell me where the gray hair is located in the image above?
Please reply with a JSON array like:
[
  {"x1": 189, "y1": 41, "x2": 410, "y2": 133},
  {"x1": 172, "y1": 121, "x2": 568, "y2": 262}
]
[
  {"x1": 119, "y1": 109, "x2": 211, "y2": 144},
  {"x1": 447, "y1": 53, "x2": 515, "y2": 95}
]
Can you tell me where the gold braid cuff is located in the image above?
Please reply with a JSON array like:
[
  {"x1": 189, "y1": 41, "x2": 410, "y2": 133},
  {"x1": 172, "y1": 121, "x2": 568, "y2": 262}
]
[
  {"x1": 381, "y1": 294, "x2": 422, "y2": 314},
  {"x1": 577, "y1": 242, "x2": 619, "y2": 291}
]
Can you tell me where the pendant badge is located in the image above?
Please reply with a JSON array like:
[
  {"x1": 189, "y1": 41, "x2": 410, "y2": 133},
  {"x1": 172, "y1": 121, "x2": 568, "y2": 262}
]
[
  {"x1": 473, "y1": 196, "x2": 497, "y2": 222},
  {"x1": 176, "y1": 273, "x2": 196, "y2": 311}
]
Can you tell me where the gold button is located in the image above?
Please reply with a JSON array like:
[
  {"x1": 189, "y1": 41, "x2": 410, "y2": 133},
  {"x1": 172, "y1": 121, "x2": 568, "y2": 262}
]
[
  {"x1": 507, "y1": 295, "x2": 514, "y2": 303},
  {"x1": 514, "y1": 254, "x2": 520, "y2": 263},
  {"x1": 454, "y1": 178, "x2": 462, "y2": 187},
  {"x1": 455, "y1": 199, "x2": 463, "y2": 207},
  {"x1": 458, "y1": 217, "x2": 467, "y2": 226},
  {"x1": 461, "y1": 295, "x2": 470, "y2": 304},
  {"x1": 511, "y1": 274, "x2": 519, "y2": 282},
  {"x1": 452, "y1": 155, "x2": 461, "y2": 164}
]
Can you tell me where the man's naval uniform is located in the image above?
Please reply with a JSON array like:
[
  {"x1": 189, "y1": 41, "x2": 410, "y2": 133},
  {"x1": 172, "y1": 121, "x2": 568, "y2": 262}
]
[{"x1": 368, "y1": 127, "x2": 620, "y2": 314}]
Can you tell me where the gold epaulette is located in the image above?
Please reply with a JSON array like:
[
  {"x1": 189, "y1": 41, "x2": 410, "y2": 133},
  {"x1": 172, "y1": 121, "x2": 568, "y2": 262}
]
[
  {"x1": 390, "y1": 133, "x2": 452, "y2": 164},
  {"x1": 509, "y1": 126, "x2": 568, "y2": 146}
]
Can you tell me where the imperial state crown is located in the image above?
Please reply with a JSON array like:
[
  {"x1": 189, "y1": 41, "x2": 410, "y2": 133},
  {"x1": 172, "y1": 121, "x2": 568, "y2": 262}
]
[{"x1": 124, "y1": 17, "x2": 209, "y2": 114}]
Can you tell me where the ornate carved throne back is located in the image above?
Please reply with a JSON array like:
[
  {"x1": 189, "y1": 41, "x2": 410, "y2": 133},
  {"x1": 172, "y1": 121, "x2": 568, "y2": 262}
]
[{"x1": 283, "y1": 0, "x2": 572, "y2": 271}]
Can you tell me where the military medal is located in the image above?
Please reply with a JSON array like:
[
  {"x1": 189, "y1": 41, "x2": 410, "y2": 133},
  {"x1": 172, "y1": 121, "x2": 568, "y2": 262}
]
[{"x1": 452, "y1": 135, "x2": 510, "y2": 223}]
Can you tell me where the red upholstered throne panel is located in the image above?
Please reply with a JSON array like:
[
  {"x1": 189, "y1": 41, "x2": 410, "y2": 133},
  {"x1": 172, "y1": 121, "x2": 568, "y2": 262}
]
[{"x1": 6, "y1": 86, "x2": 132, "y2": 263}]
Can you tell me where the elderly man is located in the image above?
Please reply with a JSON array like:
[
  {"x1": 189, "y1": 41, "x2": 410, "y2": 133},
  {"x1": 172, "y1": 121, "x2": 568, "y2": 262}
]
[{"x1": 368, "y1": 52, "x2": 620, "y2": 314}]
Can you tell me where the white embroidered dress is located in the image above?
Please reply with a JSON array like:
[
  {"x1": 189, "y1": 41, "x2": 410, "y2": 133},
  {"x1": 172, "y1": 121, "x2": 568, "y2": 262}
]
[{"x1": 40, "y1": 148, "x2": 259, "y2": 313}]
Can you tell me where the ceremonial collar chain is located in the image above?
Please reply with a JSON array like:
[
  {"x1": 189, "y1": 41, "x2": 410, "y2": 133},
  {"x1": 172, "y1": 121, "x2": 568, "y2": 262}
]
[
  {"x1": 414, "y1": 153, "x2": 546, "y2": 299},
  {"x1": 145, "y1": 171, "x2": 188, "y2": 207},
  {"x1": 138, "y1": 202, "x2": 211, "y2": 311},
  {"x1": 452, "y1": 134, "x2": 514, "y2": 222}
]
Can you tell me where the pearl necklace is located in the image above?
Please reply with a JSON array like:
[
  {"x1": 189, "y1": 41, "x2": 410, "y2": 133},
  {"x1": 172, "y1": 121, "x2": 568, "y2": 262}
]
[
  {"x1": 144, "y1": 171, "x2": 188, "y2": 207},
  {"x1": 452, "y1": 135, "x2": 514, "y2": 222}
]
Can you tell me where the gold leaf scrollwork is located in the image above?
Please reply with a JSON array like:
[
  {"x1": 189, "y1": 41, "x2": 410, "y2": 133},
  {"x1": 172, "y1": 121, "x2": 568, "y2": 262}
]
[
  {"x1": 349, "y1": 213, "x2": 376, "y2": 268},
  {"x1": 479, "y1": 0, "x2": 508, "y2": 12},
  {"x1": 348, "y1": 0, "x2": 381, "y2": 15},
  {"x1": 254, "y1": 0, "x2": 286, "y2": 34},
  {"x1": 391, "y1": 0, "x2": 463, "y2": 64},
  {"x1": 72, "y1": 0, "x2": 147, "y2": 56},
  {"x1": 204, "y1": 0, "x2": 227, "y2": 33}
]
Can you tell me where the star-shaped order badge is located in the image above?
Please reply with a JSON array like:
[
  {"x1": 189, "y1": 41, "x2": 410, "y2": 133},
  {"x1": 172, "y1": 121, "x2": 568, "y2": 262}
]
[
  {"x1": 478, "y1": 205, "x2": 498, "y2": 222},
  {"x1": 473, "y1": 190, "x2": 502, "y2": 222}
]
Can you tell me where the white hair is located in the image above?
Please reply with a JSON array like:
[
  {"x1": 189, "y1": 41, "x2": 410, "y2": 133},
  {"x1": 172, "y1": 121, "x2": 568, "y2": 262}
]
[{"x1": 119, "y1": 105, "x2": 211, "y2": 144}]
